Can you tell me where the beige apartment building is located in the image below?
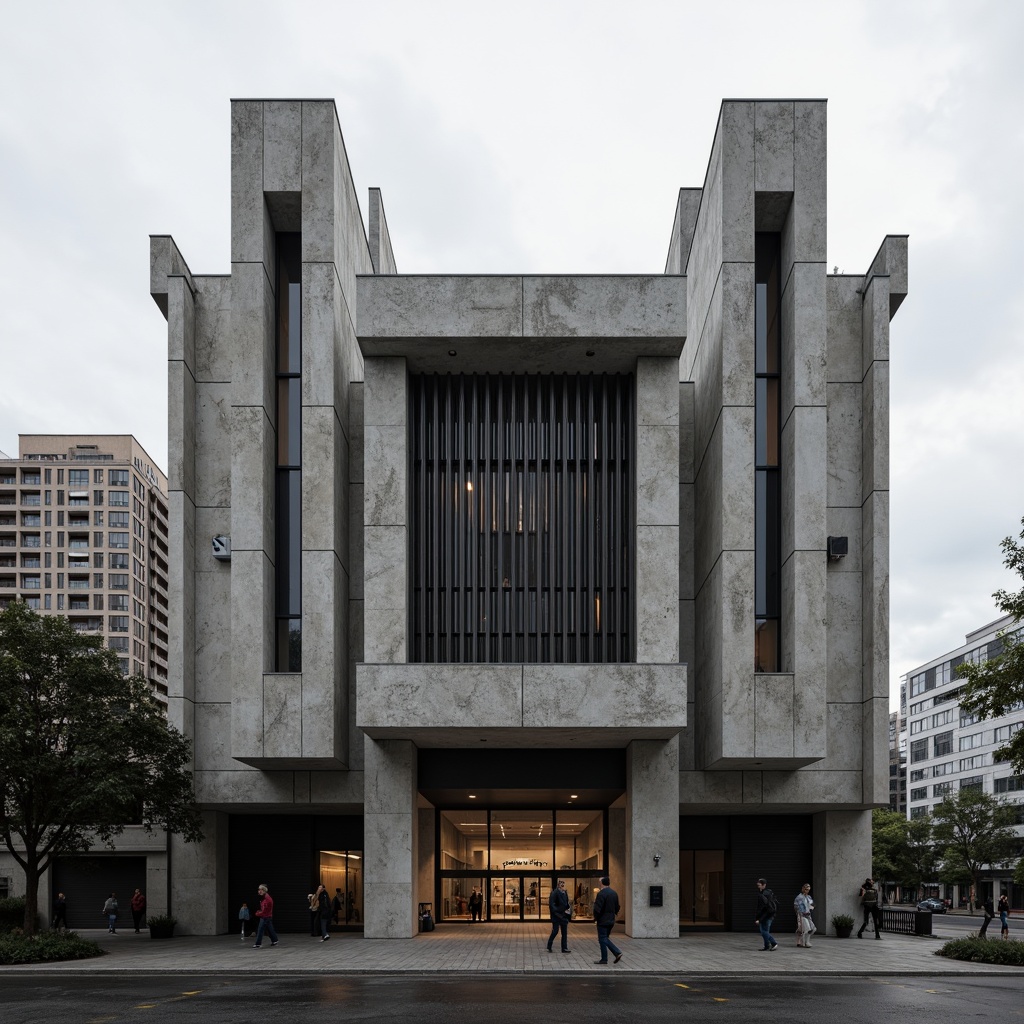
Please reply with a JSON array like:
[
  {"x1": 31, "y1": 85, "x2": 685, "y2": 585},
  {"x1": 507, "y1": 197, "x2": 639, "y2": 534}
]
[{"x1": 0, "y1": 435, "x2": 171, "y2": 706}]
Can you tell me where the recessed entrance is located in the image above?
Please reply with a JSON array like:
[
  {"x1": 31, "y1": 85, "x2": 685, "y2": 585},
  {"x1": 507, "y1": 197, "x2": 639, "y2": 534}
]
[{"x1": 437, "y1": 808, "x2": 606, "y2": 922}]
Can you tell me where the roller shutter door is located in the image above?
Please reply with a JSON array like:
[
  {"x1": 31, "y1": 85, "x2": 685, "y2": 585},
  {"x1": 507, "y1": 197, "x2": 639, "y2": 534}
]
[
  {"x1": 728, "y1": 815, "x2": 812, "y2": 933},
  {"x1": 52, "y1": 856, "x2": 147, "y2": 930}
]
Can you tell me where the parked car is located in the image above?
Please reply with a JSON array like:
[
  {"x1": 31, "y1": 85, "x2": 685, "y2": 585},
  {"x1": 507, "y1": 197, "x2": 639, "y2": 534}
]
[{"x1": 917, "y1": 897, "x2": 946, "y2": 913}]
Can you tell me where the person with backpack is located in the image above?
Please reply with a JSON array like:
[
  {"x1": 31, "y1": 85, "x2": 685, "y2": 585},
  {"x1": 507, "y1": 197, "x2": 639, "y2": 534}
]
[
  {"x1": 998, "y1": 893, "x2": 1010, "y2": 939},
  {"x1": 755, "y1": 878, "x2": 779, "y2": 951},
  {"x1": 857, "y1": 877, "x2": 882, "y2": 939}
]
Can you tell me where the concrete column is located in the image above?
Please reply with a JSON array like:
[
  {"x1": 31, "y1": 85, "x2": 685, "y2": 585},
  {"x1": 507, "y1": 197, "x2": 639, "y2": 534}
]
[
  {"x1": 811, "y1": 808, "x2": 870, "y2": 933},
  {"x1": 635, "y1": 356, "x2": 680, "y2": 664},
  {"x1": 363, "y1": 737, "x2": 417, "y2": 937},
  {"x1": 625, "y1": 738, "x2": 679, "y2": 937},
  {"x1": 363, "y1": 357, "x2": 408, "y2": 664},
  {"x1": 170, "y1": 811, "x2": 228, "y2": 935}
]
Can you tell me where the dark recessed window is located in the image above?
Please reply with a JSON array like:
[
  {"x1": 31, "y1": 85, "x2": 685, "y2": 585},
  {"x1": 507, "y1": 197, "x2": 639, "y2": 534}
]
[
  {"x1": 410, "y1": 373, "x2": 634, "y2": 664},
  {"x1": 755, "y1": 232, "x2": 781, "y2": 672},
  {"x1": 275, "y1": 233, "x2": 302, "y2": 672}
]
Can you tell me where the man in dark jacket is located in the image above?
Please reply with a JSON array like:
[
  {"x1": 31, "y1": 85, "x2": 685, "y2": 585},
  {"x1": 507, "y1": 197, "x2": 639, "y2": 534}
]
[
  {"x1": 592, "y1": 876, "x2": 623, "y2": 964},
  {"x1": 979, "y1": 894, "x2": 996, "y2": 938},
  {"x1": 755, "y1": 878, "x2": 778, "y2": 950},
  {"x1": 546, "y1": 879, "x2": 572, "y2": 953}
]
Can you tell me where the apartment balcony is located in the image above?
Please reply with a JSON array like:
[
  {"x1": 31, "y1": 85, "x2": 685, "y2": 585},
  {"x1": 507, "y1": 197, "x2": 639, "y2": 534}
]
[
  {"x1": 0, "y1": 498, "x2": 16, "y2": 506},
  {"x1": 0, "y1": 576, "x2": 15, "y2": 589},
  {"x1": 69, "y1": 618, "x2": 103, "y2": 632},
  {"x1": 20, "y1": 496, "x2": 41, "y2": 507},
  {"x1": 0, "y1": 539, "x2": 16, "y2": 548}
]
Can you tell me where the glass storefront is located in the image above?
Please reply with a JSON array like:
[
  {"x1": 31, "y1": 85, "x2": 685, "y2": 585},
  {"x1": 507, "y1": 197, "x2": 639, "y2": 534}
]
[
  {"x1": 318, "y1": 850, "x2": 363, "y2": 925},
  {"x1": 438, "y1": 808, "x2": 605, "y2": 922}
]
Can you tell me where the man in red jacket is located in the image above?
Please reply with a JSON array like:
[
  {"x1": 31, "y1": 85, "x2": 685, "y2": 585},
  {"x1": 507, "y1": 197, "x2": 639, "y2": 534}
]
[{"x1": 252, "y1": 884, "x2": 279, "y2": 948}]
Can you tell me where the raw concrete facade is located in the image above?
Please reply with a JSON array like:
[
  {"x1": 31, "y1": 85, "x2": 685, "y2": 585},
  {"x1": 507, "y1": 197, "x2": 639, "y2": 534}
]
[{"x1": 151, "y1": 98, "x2": 906, "y2": 938}]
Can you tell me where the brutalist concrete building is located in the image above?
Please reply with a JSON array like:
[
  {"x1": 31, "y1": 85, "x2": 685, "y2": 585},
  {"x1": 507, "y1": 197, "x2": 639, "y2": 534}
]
[{"x1": 150, "y1": 98, "x2": 906, "y2": 937}]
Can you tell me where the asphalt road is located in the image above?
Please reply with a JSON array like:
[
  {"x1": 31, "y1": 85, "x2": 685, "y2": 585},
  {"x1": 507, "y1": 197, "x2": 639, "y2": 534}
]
[{"x1": 2, "y1": 975, "x2": 1023, "y2": 1024}]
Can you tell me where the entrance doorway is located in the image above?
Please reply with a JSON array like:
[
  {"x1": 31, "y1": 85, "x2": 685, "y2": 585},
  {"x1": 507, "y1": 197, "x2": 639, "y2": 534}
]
[
  {"x1": 437, "y1": 808, "x2": 606, "y2": 922},
  {"x1": 679, "y1": 850, "x2": 725, "y2": 927}
]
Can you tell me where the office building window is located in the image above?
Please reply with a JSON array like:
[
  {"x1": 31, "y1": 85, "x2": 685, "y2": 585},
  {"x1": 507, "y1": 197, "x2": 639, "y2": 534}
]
[
  {"x1": 959, "y1": 733, "x2": 984, "y2": 751},
  {"x1": 994, "y1": 776, "x2": 1024, "y2": 794},
  {"x1": 959, "y1": 775, "x2": 984, "y2": 792},
  {"x1": 932, "y1": 781, "x2": 953, "y2": 798},
  {"x1": 910, "y1": 787, "x2": 927, "y2": 802},
  {"x1": 933, "y1": 731, "x2": 953, "y2": 757},
  {"x1": 109, "y1": 470, "x2": 129, "y2": 486},
  {"x1": 910, "y1": 739, "x2": 928, "y2": 763}
]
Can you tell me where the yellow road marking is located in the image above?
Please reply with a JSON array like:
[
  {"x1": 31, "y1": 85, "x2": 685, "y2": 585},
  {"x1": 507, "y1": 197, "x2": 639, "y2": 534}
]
[
  {"x1": 675, "y1": 983, "x2": 690, "y2": 989},
  {"x1": 134, "y1": 1004, "x2": 157, "y2": 1009},
  {"x1": 712, "y1": 997, "x2": 729, "y2": 1003},
  {"x1": 181, "y1": 991, "x2": 202, "y2": 996}
]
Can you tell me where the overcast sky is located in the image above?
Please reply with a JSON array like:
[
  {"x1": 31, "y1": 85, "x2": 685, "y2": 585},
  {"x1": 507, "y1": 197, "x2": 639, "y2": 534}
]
[{"x1": 2, "y1": 0, "x2": 1022, "y2": 707}]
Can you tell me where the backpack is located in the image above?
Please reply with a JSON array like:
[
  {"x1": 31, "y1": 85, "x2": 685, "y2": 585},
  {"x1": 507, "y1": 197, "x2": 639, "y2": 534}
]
[
  {"x1": 765, "y1": 890, "x2": 778, "y2": 915},
  {"x1": 861, "y1": 886, "x2": 878, "y2": 907}
]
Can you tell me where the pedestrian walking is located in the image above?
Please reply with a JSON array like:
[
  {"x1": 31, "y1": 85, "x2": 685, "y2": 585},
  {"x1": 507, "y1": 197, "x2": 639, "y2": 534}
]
[
  {"x1": 252, "y1": 883, "x2": 279, "y2": 949},
  {"x1": 857, "y1": 878, "x2": 882, "y2": 939},
  {"x1": 130, "y1": 888, "x2": 147, "y2": 933},
  {"x1": 998, "y1": 894, "x2": 1010, "y2": 940},
  {"x1": 592, "y1": 876, "x2": 623, "y2": 964},
  {"x1": 316, "y1": 883, "x2": 331, "y2": 941},
  {"x1": 755, "y1": 878, "x2": 778, "y2": 951},
  {"x1": 332, "y1": 888, "x2": 343, "y2": 925},
  {"x1": 979, "y1": 894, "x2": 995, "y2": 938},
  {"x1": 102, "y1": 892, "x2": 119, "y2": 933},
  {"x1": 238, "y1": 901, "x2": 251, "y2": 940},
  {"x1": 52, "y1": 892, "x2": 67, "y2": 931},
  {"x1": 793, "y1": 883, "x2": 816, "y2": 948},
  {"x1": 546, "y1": 879, "x2": 572, "y2": 954}
]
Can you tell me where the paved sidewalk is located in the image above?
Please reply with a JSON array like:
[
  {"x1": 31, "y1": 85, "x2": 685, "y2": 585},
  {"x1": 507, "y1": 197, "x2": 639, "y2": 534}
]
[{"x1": 6, "y1": 923, "x2": 1020, "y2": 976}]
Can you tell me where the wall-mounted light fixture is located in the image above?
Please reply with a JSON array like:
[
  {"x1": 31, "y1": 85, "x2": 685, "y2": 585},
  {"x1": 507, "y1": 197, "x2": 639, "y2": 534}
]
[
  {"x1": 827, "y1": 535, "x2": 848, "y2": 562},
  {"x1": 653, "y1": 853, "x2": 661, "y2": 868},
  {"x1": 212, "y1": 535, "x2": 231, "y2": 561}
]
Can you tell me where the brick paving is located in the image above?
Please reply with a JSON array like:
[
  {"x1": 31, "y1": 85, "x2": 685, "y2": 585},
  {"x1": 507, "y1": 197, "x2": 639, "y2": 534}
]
[{"x1": 6, "y1": 922, "x2": 1020, "y2": 975}]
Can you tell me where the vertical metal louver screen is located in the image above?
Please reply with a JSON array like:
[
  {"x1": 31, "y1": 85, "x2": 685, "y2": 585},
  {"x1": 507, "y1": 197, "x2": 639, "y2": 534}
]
[{"x1": 411, "y1": 373, "x2": 634, "y2": 664}]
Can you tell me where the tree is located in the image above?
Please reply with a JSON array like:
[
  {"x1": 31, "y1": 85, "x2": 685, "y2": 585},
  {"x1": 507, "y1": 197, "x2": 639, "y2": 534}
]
[
  {"x1": 872, "y1": 808, "x2": 936, "y2": 898},
  {"x1": 931, "y1": 789, "x2": 1017, "y2": 910},
  {"x1": 957, "y1": 516, "x2": 1024, "y2": 774},
  {"x1": 0, "y1": 602, "x2": 203, "y2": 934}
]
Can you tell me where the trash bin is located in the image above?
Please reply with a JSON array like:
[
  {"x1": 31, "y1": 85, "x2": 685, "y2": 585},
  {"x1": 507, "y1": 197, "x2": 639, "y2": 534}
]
[{"x1": 418, "y1": 902, "x2": 434, "y2": 933}]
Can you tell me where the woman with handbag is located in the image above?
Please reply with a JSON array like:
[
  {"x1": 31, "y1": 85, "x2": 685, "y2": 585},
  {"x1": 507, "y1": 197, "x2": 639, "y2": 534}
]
[{"x1": 794, "y1": 883, "x2": 816, "y2": 948}]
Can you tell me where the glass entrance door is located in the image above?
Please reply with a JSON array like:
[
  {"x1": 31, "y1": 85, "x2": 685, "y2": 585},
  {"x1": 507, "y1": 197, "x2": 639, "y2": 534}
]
[{"x1": 680, "y1": 850, "x2": 725, "y2": 927}]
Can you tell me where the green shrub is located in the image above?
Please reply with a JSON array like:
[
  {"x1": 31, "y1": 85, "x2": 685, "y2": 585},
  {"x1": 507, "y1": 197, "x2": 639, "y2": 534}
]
[
  {"x1": 935, "y1": 936, "x2": 1024, "y2": 966},
  {"x1": 831, "y1": 913, "x2": 855, "y2": 929},
  {"x1": 0, "y1": 897, "x2": 26, "y2": 934},
  {"x1": 0, "y1": 931, "x2": 105, "y2": 965}
]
